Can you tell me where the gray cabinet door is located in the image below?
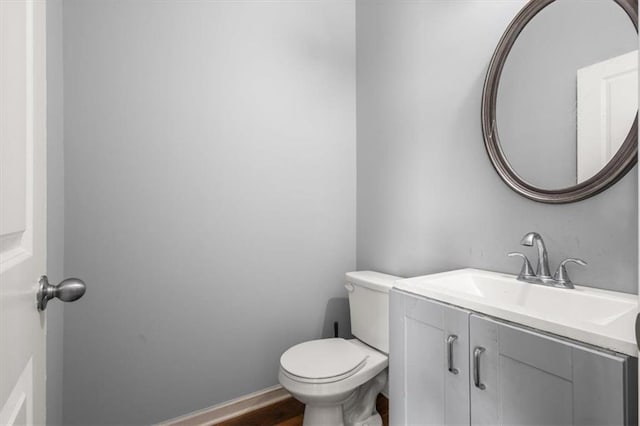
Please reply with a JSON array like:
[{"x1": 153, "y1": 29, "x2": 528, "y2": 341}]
[
  {"x1": 389, "y1": 289, "x2": 470, "y2": 426},
  {"x1": 469, "y1": 314, "x2": 637, "y2": 426}
]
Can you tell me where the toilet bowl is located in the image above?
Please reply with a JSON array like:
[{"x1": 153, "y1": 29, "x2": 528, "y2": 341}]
[{"x1": 278, "y1": 271, "x2": 400, "y2": 426}]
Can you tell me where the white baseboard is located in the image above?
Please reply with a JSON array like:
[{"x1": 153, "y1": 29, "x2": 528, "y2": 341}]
[{"x1": 159, "y1": 385, "x2": 291, "y2": 426}]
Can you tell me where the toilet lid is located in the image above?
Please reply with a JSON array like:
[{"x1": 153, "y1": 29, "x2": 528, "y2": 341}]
[{"x1": 280, "y1": 338, "x2": 367, "y2": 380}]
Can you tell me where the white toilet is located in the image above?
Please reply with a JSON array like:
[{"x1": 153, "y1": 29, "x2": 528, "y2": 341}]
[{"x1": 278, "y1": 271, "x2": 399, "y2": 426}]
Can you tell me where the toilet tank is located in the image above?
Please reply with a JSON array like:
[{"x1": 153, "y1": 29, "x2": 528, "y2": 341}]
[{"x1": 345, "y1": 271, "x2": 401, "y2": 354}]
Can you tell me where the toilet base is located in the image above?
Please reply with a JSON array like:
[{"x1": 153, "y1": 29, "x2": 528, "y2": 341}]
[
  {"x1": 301, "y1": 404, "x2": 382, "y2": 426},
  {"x1": 299, "y1": 370, "x2": 388, "y2": 426},
  {"x1": 302, "y1": 404, "x2": 345, "y2": 426},
  {"x1": 350, "y1": 413, "x2": 382, "y2": 426},
  {"x1": 343, "y1": 370, "x2": 387, "y2": 426}
]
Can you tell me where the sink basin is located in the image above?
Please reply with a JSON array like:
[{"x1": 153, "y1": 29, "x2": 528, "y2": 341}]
[{"x1": 394, "y1": 269, "x2": 638, "y2": 356}]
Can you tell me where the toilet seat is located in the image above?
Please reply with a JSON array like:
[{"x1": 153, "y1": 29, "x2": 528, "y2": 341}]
[{"x1": 280, "y1": 338, "x2": 368, "y2": 384}]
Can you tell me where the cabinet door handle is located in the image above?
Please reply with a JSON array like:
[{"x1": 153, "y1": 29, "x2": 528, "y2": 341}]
[
  {"x1": 473, "y1": 347, "x2": 486, "y2": 390},
  {"x1": 446, "y1": 335, "x2": 459, "y2": 375}
]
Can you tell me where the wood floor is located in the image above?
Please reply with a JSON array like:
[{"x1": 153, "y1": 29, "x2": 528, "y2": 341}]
[{"x1": 215, "y1": 394, "x2": 388, "y2": 426}]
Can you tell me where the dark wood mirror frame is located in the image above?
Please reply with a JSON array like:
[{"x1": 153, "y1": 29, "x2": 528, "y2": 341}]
[{"x1": 481, "y1": 0, "x2": 638, "y2": 204}]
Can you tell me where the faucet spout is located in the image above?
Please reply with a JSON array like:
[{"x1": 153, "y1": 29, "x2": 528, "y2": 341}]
[{"x1": 520, "y1": 232, "x2": 551, "y2": 278}]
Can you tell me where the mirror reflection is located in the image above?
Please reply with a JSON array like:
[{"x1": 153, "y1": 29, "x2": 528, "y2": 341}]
[{"x1": 496, "y1": 0, "x2": 637, "y2": 189}]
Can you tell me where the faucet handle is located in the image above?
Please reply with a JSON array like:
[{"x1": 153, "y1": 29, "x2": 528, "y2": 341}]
[
  {"x1": 508, "y1": 252, "x2": 535, "y2": 280},
  {"x1": 553, "y1": 258, "x2": 587, "y2": 288}
]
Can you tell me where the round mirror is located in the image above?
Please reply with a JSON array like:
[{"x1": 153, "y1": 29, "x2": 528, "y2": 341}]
[{"x1": 482, "y1": 0, "x2": 638, "y2": 203}]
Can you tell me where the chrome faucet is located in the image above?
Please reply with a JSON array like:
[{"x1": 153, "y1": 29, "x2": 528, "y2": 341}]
[
  {"x1": 520, "y1": 232, "x2": 551, "y2": 279},
  {"x1": 508, "y1": 232, "x2": 586, "y2": 289}
]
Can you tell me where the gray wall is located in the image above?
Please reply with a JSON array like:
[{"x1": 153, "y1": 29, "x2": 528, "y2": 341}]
[
  {"x1": 46, "y1": 0, "x2": 65, "y2": 425},
  {"x1": 356, "y1": 0, "x2": 638, "y2": 294},
  {"x1": 62, "y1": 1, "x2": 355, "y2": 424}
]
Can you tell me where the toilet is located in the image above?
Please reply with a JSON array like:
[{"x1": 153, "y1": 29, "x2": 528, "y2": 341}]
[{"x1": 278, "y1": 271, "x2": 400, "y2": 426}]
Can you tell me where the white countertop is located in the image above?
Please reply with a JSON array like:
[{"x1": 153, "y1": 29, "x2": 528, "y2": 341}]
[{"x1": 393, "y1": 268, "x2": 638, "y2": 356}]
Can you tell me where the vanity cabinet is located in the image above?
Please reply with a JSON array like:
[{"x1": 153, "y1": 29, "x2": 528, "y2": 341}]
[
  {"x1": 470, "y1": 314, "x2": 636, "y2": 426},
  {"x1": 389, "y1": 288, "x2": 470, "y2": 425},
  {"x1": 389, "y1": 289, "x2": 638, "y2": 426}
]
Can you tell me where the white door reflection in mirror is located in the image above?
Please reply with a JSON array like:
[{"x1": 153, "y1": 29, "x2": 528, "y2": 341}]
[{"x1": 577, "y1": 51, "x2": 638, "y2": 183}]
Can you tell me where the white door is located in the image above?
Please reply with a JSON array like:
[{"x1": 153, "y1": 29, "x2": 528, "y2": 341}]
[
  {"x1": 0, "y1": 1, "x2": 48, "y2": 424},
  {"x1": 577, "y1": 50, "x2": 638, "y2": 183}
]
